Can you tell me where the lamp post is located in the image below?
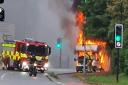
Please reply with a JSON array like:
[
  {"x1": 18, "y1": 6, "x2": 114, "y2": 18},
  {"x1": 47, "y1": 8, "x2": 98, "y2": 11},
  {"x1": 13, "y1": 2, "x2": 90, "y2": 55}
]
[
  {"x1": 60, "y1": 42, "x2": 62, "y2": 68},
  {"x1": 56, "y1": 37, "x2": 63, "y2": 68}
]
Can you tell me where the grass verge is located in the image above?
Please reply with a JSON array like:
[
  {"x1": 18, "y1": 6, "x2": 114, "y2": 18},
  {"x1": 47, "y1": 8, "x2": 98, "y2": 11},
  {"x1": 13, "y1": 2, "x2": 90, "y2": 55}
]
[{"x1": 74, "y1": 73, "x2": 128, "y2": 85}]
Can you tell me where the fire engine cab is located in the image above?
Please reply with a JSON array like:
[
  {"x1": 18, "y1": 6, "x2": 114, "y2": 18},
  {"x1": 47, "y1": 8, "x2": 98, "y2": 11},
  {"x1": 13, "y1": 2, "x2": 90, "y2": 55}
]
[{"x1": 1, "y1": 39, "x2": 51, "y2": 73}]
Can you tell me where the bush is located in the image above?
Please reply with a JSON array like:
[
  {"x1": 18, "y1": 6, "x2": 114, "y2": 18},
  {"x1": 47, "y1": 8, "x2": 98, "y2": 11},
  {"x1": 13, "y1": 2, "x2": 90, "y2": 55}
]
[{"x1": 125, "y1": 65, "x2": 128, "y2": 75}]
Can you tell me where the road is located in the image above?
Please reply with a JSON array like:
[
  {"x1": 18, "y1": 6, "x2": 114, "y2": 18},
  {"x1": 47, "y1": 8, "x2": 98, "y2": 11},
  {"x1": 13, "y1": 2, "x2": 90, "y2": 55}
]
[
  {"x1": 56, "y1": 74, "x2": 90, "y2": 85},
  {"x1": 0, "y1": 70, "x2": 57, "y2": 85},
  {"x1": 0, "y1": 68, "x2": 90, "y2": 85},
  {"x1": 48, "y1": 68, "x2": 90, "y2": 85}
]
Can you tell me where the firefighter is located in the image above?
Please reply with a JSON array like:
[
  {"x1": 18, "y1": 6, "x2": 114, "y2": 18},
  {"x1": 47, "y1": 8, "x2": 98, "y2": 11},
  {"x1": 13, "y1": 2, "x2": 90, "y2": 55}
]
[
  {"x1": 28, "y1": 54, "x2": 37, "y2": 77},
  {"x1": 29, "y1": 55, "x2": 36, "y2": 64},
  {"x1": 92, "y1": 59, "x2": 97, "y2": 72}
]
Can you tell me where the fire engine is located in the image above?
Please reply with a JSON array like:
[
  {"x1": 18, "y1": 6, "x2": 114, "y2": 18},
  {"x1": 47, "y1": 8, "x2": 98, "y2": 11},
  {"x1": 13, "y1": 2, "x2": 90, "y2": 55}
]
[{"x1": 1, "y1": 39, "x2": 51, "y2": 73}]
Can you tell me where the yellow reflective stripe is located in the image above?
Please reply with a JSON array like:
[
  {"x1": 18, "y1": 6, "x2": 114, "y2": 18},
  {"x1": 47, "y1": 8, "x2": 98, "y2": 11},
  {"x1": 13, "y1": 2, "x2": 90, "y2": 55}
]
[
  {"x1": 2, "y1": 43, "x2": 15, "y2": 47},
  {"x1": 16, "y1": 51, "x2": 19, "y2": 56},
  {"x1": 13, "y1": 55, "x2": 16, "y2": 60},
  {"x1": 36, "y1": 56, "x2": 42, "y2": 60},
  {"x1": 4, "y1": 50, "x2": 7, "y2": 56},
  {"x1": 21, "y1": 53, "x2": 23, "y2": 57},
  {"x1": 17, "y1": 56, "x2": 20, "y2": 60},
  {"x1": 11, "y1": 51, "x2": 14, "y2": 56},
  {"x1": 6, "y1": 51, "x2": 10, "y2": 55},
  {"x1": 21, "y1": 53, "x2": 27, "y2": 58},
  {"x1": 45, "y1": 56, "x2": 48, "y2": 59},
  {"x1": 2, "y1": 50, "x2": 5, "y2": 56}
]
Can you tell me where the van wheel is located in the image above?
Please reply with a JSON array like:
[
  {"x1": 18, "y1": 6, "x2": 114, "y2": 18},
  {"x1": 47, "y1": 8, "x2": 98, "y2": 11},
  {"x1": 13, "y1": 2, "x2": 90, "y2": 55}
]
[
  {"x1": 2, "y1": 67, "x2": 5, "y2": 70},
  {"x1": 41, "y1": 70, "x2": 44, "y2": 73}
]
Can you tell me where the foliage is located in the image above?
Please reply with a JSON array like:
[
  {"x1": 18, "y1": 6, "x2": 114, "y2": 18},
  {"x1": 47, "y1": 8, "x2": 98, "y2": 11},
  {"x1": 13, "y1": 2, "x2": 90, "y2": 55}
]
[
  {"x1": 78, "y1": 0, "x2": 110, "y2": 40},
  {"x1": 75, "y1": 0, "x2": 128, "y2": 74},
  {"x1": 86, "y1": 74, "x2": 128, "y2": 85},
  {"x1": 74, "y1": 73, "x2": 128, "y2": 85},
  {"x1": 107, "y1": 0, "x2": 128, "y2": 74}
]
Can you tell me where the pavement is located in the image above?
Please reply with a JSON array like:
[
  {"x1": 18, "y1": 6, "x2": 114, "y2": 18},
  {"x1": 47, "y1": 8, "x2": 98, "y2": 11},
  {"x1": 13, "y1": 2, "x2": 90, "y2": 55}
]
[
  {"x1": 48, "y1": 68, "x2": 76, "y2": 75},
  {"x1": 57, "y1": 74, "x2": 91, "y2": 85},
  {"x1": 47, "y1": 68, "x2": 91, "y2": 85}
]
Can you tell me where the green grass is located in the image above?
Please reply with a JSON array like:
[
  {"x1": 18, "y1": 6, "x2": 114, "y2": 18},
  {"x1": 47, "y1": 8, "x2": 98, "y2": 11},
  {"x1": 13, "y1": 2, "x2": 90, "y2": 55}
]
[
  {"x1": 85, "y1": 74, "x2": 128, "y2": 85},
  {"x1": 73, "y1": 73, "x2": 128, "y2": 85}
]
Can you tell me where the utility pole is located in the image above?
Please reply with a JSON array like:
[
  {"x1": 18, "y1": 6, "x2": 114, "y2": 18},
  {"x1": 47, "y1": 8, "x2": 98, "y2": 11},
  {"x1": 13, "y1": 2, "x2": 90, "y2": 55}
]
[
  {"x1": 116, "y1": 0, "x2": 123, "y2": 83},
  {"x1": 67, "y1": 56, "x2": 70, "y2": 68},
  {"x1": 59, "y1": 46, "x2": 62, "y2": 68}
]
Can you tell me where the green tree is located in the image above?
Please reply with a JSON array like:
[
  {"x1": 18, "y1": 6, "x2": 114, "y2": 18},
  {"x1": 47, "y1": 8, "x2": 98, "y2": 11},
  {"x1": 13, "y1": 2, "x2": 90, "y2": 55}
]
[
  {"x1": 77, "y1": 0, "x2": 110, "y2": 40},
  {"x1": 107, "y1": 0, "x2": 128, "y2": 74},
  {"x1": 76, "y1": 0, "x2": 128, "y2": 74}
]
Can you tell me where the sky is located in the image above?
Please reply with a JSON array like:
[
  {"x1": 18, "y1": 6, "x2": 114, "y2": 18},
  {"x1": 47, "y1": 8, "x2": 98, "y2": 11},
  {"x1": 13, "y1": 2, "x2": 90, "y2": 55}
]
[{"x1": 2, "y1": 0, "x2": 76, "y2": 68}]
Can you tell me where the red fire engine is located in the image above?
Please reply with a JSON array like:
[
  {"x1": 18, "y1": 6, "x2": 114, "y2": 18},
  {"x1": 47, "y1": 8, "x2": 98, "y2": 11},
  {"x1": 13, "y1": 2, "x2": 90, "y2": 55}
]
[{"x1": 1, "y1": 39, "x2": 51, "y2": 73}]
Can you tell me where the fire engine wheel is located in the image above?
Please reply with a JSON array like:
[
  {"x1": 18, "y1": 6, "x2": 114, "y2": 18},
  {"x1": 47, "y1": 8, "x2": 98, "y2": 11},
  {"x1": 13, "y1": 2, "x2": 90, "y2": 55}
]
[
  {"x1": 29, "y1": 73, "x2": 32, "y2": 77},
  {"x1": 76, "y1": 69, "x2": 83, "y2": 73},
  {"x1": 2, "y1": 67, "x2": 5, "y2": 70}
]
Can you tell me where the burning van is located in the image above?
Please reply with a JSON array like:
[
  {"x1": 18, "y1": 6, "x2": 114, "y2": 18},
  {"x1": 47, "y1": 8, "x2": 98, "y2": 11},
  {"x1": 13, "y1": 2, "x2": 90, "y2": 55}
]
[{"x1": 74, "y1": 39, "x2": 110, "y2": 72}]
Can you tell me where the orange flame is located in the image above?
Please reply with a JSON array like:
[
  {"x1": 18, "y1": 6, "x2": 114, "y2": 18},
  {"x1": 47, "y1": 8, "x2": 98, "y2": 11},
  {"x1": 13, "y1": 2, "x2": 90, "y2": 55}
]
[
  {"x1": 76, "y1": 39, "x2": 110, "y2": 72},
  {"x1": 76, "y1": 11, "x2": 85, "y2": 45},
  {"x1": 75, "y1": 10, "x2": 110, "y2": 72},
  {"x1": 76, "y1": 11, "x2": 85, "y2": 26},
  {"x1": 77, "y1": 30, "x2": 83, "y2": 45},
  {"x1": 84, "y1": 40, "x2": 107, "y2": 47}
]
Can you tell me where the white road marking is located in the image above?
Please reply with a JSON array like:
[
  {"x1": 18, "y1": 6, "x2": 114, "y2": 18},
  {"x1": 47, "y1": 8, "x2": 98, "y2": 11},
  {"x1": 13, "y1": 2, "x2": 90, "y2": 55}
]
[{"x1": 0, "y1": 73, "x2": 7, "y2": 80}]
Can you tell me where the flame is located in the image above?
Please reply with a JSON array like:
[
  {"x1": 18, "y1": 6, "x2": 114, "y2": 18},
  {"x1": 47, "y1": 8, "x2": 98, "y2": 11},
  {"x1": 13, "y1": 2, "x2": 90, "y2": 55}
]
[
  {"x1": 97, "y1": 49, "x2": 110, "y2": 71},
  {"x1": 85, "y1": 40, "x2": 107, "y2": 47},
  {"x1": 76, "y1": 11, "x2": 85, "y2": 26},
  {"x1": 77, "y1": 30, "x2": 83, "y2": 45},
  {"x1": 75, "y1": 10, "x2": 110, "y2": 72},
  {"x1": 76, "y1": 11, "x2": 85, "y2": 45},
  {"x1": 76, "y1": 39, "x2": 110, "y2": 72}
]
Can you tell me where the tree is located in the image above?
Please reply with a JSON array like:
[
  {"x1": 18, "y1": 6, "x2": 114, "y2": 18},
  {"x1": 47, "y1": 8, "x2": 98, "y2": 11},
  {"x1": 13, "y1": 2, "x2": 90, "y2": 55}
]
[
  {"x1": 76, "y1": 0, "x2": 110, "y2": 40},
  {"x1": 107, "y1": 0, "x2": 128, "y2": 74},
  {"x1": 76, "y1": 0, "x2": 128, "y2": 74}
]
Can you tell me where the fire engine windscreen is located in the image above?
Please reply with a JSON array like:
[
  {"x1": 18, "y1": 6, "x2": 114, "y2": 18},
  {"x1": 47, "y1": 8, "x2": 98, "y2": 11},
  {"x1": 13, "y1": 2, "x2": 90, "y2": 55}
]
[{"x1": 20, "y1": 45, "x2": 51, "y2": 56}]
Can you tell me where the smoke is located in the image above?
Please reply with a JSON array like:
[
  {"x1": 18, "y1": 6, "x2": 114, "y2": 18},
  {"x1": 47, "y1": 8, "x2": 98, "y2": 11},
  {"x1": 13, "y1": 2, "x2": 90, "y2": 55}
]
[{"x1": 48, "y1": 0, "x2": 77, "y2": 50}]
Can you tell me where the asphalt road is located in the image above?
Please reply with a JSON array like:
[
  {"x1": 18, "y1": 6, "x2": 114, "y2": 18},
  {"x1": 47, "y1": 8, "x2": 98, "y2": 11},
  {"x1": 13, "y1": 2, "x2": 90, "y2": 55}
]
[
  {"x1": 0, "y1": 70, "x2": 57, "y2": 85},
  {"x1": 57, "y1": 74, "x2": 89, "y2": 85}
]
